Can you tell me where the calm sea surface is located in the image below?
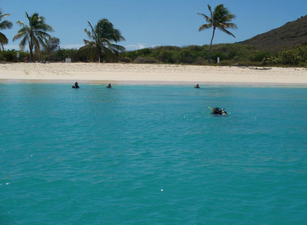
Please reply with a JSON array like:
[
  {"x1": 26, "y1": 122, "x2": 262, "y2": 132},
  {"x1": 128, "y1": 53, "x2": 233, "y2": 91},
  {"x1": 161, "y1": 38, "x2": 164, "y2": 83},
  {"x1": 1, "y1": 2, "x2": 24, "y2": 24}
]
[{"x1": 0, "y1": 83, "x2": 307, "y2": 224}]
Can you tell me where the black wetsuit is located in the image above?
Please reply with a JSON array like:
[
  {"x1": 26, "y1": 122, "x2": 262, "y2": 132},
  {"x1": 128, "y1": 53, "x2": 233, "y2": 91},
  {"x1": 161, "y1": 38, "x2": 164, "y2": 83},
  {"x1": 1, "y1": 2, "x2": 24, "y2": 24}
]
[{"x1": 212, "y1": 107, "x2": 227, "y2": 115}]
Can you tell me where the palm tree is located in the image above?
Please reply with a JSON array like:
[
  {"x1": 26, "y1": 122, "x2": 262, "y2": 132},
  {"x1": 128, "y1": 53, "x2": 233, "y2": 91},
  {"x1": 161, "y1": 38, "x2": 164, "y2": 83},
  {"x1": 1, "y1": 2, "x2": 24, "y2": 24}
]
[
  {"x1": 13, "y1": 12, "x2": 54, "y2": 62},
  {"x1": 198, "y1": 4, "x2": 237, "y2": 63},
  {"x1": 80, "y1": 19, "x2": 125, "y2": 63},
  {"x1": 0, "y1": 9, "x2": 13, "y2": 51}
]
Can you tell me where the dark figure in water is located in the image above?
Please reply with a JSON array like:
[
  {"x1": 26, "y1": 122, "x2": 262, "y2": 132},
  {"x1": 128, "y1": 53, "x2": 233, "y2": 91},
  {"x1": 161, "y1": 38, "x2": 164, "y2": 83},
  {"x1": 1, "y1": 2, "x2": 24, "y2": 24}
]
[
  {"x1": 72, "y1": 82, "x2": 79, "y2": 88},
  {"x1": 194, "y1": 84, "x2": 200, "y2": 88},
  {"x1": 212, "y1": 107, "x2": 227, "y2": 115},
  {"x1": 107, "y1": 83, "x2": 112, "y2": 88}
]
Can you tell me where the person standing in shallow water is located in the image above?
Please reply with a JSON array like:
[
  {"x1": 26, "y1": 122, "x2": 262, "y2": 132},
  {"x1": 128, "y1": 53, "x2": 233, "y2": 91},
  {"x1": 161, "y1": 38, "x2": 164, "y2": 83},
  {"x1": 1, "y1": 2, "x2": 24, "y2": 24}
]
[{"x1": 107, "y1": 84, "x2": 112, "y2": 88}]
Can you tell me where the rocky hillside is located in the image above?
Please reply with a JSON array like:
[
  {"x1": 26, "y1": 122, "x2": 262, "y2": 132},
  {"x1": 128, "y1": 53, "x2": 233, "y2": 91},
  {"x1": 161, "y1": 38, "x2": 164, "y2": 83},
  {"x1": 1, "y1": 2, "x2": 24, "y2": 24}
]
[{"x1": 241, "y1": 15, "x2": 307, "y2": 52}]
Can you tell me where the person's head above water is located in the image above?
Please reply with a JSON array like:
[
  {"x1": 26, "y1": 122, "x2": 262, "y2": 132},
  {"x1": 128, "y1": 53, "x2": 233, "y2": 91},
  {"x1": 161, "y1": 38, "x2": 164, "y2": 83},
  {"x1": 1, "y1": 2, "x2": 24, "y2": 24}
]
[
  {"x1": 107, "y1": 83, "x2": 112, "y2": 88},
  {"x1": 210, "y1": 107, "x2": 227, "y2": 115},
  {"x1": 72, "y1": 82, "x2": 79, "y2": 88},
  {"x1": 194, "y1": 84, "x2": 200, "y2": 88}
]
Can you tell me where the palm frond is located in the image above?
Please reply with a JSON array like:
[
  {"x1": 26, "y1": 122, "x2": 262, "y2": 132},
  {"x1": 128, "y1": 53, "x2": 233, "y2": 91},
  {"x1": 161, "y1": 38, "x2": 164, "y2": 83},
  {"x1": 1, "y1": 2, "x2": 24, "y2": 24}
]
[
  {"x1": 13, "y1": 31, "x2": 26, "y2": 41},
  {"x1": 0, "y1": 20, "x2": 13, "y2": 30},
  {"x1": 87, "y1": 21, "x2": 95, "y2": 33},
  {"x1": 107, "y1": 43, "x2": 125, "y2": 53},
  {"x1": 0, "y1": 33, "x2": 8, "y2": 44},
  {"x1": 38, "y1": 23, "x2": 54, "y2": 32},
  {"x1": 19, "y1": 36, "x2": 28, "y2": 50},
  {"x1": 83, "y1": 39, "x2": 95, "y2": 46},
  {"x1": 197, "y1": 13, "x2": 212, "y2": 23},
  {"x1": 222, "y1": 22, "x2": 238, "y2": 29},
  {"x1": 0, "y1": 13, "x2": 11, "y2": 19},
  {"x1": 207, "y1": 5, "x2": 213, "y2": 17},
  {"x1": 87, "y1": 21, "x2": 97, "y2": 40},
  {"x1": 217, "y1": 27, "x2": 236, "y2": 38},
  {"x1": 84, "y1": 29, "x2": 93, "y2": 39},
  {"x1": 199, "y1": 23, "x2": 212, "y2": 31},
  {"x1": 16, "y1": 20, "x2": 27, "y2": 27}
]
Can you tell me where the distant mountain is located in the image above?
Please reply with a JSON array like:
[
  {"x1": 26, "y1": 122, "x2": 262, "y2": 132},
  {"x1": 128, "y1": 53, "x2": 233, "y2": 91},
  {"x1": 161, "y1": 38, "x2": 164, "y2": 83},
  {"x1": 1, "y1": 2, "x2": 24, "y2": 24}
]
[{"x1": 240, "y1": 15, "x2": 307, "y2": 52}]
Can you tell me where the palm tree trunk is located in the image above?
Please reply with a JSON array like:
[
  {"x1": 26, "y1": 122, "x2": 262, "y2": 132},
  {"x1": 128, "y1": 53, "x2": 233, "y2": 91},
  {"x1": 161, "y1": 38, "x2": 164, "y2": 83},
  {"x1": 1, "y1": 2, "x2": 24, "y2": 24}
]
[
  {"x1": 29, "y1": 44, "x2": 33, "y2": 62},
  {"x1": 29, "y1": 34, "x2": 34, "y2": 62},
  {"x1": 208, "y1": 27, "x2": 216, "y2": 64}
]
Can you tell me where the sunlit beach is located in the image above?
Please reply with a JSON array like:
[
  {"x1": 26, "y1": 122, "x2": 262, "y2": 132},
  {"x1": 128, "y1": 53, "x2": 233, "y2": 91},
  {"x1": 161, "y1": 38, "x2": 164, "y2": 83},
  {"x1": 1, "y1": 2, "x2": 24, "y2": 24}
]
[{"x1": 1, "y1": 63, "x2": 307, "y2": 85}]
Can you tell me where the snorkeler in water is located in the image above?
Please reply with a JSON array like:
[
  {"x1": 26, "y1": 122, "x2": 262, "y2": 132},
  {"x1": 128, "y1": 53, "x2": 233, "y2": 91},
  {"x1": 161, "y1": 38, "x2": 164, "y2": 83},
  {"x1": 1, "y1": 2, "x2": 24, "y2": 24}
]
[
  {"x1": 208, "y1": 107, "x2": 227, "y2": 115},
  {"x1": 72, "y1": 82, "x2": 79, "y2": 88}
]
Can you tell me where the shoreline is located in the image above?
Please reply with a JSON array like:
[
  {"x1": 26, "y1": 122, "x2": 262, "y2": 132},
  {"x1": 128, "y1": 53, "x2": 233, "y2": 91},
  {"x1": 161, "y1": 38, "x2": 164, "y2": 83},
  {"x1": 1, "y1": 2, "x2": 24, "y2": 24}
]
[
  {"x1": 1, "y1": 79, "x2": 307, "y2": 87},
  {"x1": 0, "y1": 62, "x2": 307, "y2": 86}
]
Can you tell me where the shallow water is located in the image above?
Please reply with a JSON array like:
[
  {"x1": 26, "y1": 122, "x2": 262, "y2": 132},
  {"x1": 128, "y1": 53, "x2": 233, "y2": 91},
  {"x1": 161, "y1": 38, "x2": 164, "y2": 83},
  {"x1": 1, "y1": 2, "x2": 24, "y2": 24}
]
[{"x1": 1, "y1": 83, "x2": 307, "y2": 224}]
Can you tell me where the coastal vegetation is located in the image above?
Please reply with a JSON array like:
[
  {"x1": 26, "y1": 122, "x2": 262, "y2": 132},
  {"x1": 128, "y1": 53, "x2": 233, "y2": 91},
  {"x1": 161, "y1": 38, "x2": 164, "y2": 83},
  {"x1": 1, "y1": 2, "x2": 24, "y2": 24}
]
[
  {"x1": 0, "y1": 9, "x2": 13, "y2": 51},
  {"x1": 13, "y1": 12, "x2": 54, "y2": 62},
  {"x1": 198, "y1": 4, "x2": 237, "y2": 63},
  {"x1": 78, "y1": 19, "x2": 125, "y2": 63},
  {"x1": 0, "y1": 7, "x2": 306, "y2": 67},
  {"x1": 121, "y1": 44, "x2": 307, "y2": 67},
  {"x1": 1, "y1": 43, "x2": 306, "y2": 67}
]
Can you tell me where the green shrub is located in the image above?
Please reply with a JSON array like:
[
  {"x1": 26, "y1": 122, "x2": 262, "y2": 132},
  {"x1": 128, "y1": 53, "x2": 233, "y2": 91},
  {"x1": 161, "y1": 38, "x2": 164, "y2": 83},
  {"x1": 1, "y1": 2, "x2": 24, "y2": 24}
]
[
  {"x1": 0, "y1": 50, "x2": 30, "y2": 62},
  {"x1": 1, "y1": 50, "x2": 17, "y2": 62},
  {"x1": 120, "y1": 57, "x2": 132, "y2": 63},
  {"x1": 279, "y1": 50, "x2": 297, "y2": 64},
  {"x1": 139, "y1": 48, "x2": 153, "y2": 55},
  {"x1": 0, "y1": 54, "x2": 6, "y2": 62},
  {"x1": 177, "y1": 50, "x2": 194, "y2": 64},
  {"x1": 157, "y1": 50, "x2": 175, "y2": 63},
  {"x1": 219, "y1": 60, "x2": 232, "y2": 66},
  {"x1": 194, "y1": 57, "x2": 205, "y2": 65},
  {"x1": 298, "y1": 62, "x2": 307, "y2": 67},
  {"x1": 210, "y1": 51, "x2": 226, "y2": 62},
  {"x1": 134, "y1": 57, "x2": 159, "y2": 64},
  {"x1": 250, "y1": 51, "x2": 271, "y2": 62}
]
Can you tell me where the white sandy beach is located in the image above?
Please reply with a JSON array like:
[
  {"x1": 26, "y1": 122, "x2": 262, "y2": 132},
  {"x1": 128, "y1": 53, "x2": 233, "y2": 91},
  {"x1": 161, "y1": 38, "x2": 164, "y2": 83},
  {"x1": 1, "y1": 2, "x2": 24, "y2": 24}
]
[{"x1": 0, "y1": 62, "x2": 307, "y2": 85}]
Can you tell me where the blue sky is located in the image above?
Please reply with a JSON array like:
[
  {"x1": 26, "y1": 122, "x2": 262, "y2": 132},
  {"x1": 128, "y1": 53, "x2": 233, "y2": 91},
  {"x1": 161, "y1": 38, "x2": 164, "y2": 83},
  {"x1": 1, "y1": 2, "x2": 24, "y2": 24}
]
[{"x1": 1, "y1": 0, "x2": 307, "y2": 50}]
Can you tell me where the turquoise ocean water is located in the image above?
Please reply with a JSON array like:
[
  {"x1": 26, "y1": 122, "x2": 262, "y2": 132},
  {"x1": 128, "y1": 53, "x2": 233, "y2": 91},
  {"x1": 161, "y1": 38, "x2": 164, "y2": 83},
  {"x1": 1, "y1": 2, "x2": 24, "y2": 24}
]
[{"x1": 0, "y1": 83, "x2": 307, "y2": 224}]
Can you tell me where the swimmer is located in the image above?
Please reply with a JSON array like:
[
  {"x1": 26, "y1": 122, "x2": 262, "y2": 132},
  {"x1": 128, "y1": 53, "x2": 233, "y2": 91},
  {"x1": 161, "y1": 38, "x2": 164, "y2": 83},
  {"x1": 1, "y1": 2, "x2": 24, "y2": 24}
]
[
  {"x1": 72, "y1": 82, "x2": 79, "y2": 88},
  {"x1": 208, "y1": 107, "x2": 227, "y2": 115}
]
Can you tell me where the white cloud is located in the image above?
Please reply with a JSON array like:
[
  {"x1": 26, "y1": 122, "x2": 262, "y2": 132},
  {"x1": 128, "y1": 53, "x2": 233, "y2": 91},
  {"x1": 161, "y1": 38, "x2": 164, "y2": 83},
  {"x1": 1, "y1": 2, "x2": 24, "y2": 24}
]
[
  {"x1": 60, "y1": 44, "x2": 83, "y2": 49},
  {"x1": 3, "y1": 44, "x2": 84, "y2": 50},
  {"x1": 125, "y1": 43, "x2": 158, "y2": 50},
  {"x1": 3, "y1": 43, "x2": 159, "y2": 51},
  {"x1": 3, "y1": 45, "x2": 21, "y2": 50}
]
